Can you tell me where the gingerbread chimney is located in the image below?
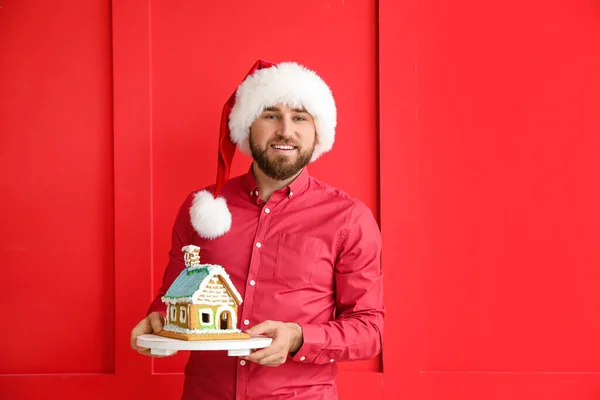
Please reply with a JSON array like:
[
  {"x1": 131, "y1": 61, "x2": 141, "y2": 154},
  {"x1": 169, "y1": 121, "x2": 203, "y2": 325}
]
[{"x1": 182, "y1": 245, "x2": 201, "y2": 269}]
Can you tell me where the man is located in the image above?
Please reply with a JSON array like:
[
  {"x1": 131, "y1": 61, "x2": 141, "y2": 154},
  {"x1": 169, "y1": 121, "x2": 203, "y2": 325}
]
[{"x1": 130, "y1": 60, "x2": 384, "y2": 399}]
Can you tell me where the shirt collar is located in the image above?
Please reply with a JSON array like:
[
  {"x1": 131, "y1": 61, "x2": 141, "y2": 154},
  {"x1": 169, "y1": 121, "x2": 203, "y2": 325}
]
[
  {"x1": 287, "y1": 167, "x2": 310, "y2": 196},
  {"x1": 241, "y1": 165, "x2": 310, "y2": 199},
  {"x1": 241, "y1": 166, "x2": 259, "y2": 196}
]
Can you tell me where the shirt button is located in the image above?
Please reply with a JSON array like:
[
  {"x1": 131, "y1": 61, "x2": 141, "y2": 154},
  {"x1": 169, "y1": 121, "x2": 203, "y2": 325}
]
[
  {"x1": 289, "y1": 191, "x2": 294, "y2": 197},
  {"x1": 300, "y1": 356, "x2": 306, "y2": 361},
  {"x1": 254, "y1": 190, "x2": 258, "y2": 196},
  {"x1": 264, "y1": 208, "x2": 270, "y2": 214},
  {"x1": 240, "y1": 360, "x2": 246, "y2": 366},
  {"x1": 249, "y1": 280, "x2": 256, "y2": 286},
  {"x1": 255, "y1": 242, "x2": 262, "y2": 248},
  {"x1": 330, "y1": 359, "x2": 335, "y2": 363},
  {"x1": 244, "y1": 319, "x2": 250, "y2": 325}
]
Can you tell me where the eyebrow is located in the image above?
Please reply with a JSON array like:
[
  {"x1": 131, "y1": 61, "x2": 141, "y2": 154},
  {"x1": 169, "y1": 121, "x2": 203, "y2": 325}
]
[{"x1": 263, "y1": 106, "x2": 309, "y2": 113}]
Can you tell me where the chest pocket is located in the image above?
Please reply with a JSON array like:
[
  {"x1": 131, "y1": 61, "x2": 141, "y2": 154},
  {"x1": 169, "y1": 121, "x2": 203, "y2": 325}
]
[{"x1": 274, "y1": 233, "x2": 323, "y2": 289}]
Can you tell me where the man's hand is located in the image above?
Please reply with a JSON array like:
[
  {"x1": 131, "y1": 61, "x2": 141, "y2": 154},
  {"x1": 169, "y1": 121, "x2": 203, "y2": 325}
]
[
  {"x1": 130, "y1": 312, "x2": 176, "y2": 358},
  {"x1": 243, "y1": 320, "x2": 304, "y2": 367}
]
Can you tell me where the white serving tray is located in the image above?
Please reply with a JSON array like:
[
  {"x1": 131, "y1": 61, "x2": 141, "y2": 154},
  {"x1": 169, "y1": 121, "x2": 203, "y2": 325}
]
[{"x1": 137, "y1": 334, "x2": 272, "y2": 357}]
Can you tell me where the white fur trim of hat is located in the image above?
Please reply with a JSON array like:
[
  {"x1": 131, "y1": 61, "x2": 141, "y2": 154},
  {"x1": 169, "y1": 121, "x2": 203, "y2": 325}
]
[{"x1": 228, "y1": 62, "x2": 337, "y2": 162}]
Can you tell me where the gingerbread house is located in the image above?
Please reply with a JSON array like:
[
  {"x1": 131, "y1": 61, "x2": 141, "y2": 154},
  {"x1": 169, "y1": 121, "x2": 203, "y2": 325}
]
[{"x1": 158, "y1": 245, "x2": 250, "y2": 341}]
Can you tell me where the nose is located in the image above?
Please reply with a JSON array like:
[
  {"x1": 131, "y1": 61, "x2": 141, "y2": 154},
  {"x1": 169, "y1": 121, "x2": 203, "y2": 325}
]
[{"x1": 277, "y1": 116, "x2": 295, "y2": 139}]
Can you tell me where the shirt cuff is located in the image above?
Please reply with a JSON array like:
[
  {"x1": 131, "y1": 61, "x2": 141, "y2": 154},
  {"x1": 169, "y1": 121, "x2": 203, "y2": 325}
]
[{"x1": 291, "y1": 323, "x2": 325, "y2": 363}]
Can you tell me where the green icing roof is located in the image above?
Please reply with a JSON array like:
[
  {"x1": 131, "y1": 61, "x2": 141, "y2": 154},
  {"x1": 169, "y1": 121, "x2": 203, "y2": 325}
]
[{"x1": 164, "y1": 265, "x2": 211, "y2": 299}]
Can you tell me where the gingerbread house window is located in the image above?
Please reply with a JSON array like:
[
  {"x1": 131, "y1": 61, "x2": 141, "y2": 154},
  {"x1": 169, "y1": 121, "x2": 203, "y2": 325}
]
[
  {"x1": 199, "y1": 309, "x2": 213, "y2": 326},
  {"x1": 170, "y1": 305, "x2": 176, "y2": 322},
  {"x1": 180, "y1": 307, "x2": 187, "y2": 323}
]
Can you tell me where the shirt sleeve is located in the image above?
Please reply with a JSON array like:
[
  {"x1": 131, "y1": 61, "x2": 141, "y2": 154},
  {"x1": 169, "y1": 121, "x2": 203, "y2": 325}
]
[
  {"x1": 146, "y1": 193, "x2": 194, "y2": 316},
  {"x1": 291, "y1": 201, "x2": 385, "y2": 364}
]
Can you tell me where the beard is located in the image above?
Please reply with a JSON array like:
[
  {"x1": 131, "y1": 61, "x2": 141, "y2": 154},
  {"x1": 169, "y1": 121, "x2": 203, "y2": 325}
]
[{"x1": 249, "y1": 135, "x2": 315, "y2": 181}]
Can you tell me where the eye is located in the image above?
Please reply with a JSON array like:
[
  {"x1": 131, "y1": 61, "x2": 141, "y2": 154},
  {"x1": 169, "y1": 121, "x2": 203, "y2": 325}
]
[
  {"x1": 264, "y1": 114, "x2": 278, "y2": 120},
  {"x1": 294, "y1": 115, "x2": 307, "y2": 121}
]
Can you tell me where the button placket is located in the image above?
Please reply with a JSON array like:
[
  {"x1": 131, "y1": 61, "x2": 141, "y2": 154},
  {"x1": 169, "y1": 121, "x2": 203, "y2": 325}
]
[
  {"x1": 236, "y1": 358, "x2": 248, "y2": 400},
  {"x1": 240, "y1": 197, "x2": 272, "y2": 341}
]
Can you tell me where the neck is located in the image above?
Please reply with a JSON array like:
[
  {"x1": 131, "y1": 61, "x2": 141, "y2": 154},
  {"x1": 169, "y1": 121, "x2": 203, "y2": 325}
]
[{"x1": 252, "y1": 163, "x2": 302, "y2": 202}]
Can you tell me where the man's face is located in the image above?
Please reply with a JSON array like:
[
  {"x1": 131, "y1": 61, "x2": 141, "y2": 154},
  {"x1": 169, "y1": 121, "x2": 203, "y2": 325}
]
[{"x1": 249, "y1": 103, "x2": 317, "y2": 181}]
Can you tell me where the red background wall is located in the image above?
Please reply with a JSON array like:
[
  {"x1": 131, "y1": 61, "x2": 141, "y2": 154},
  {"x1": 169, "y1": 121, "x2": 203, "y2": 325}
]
[
  {"x1": 1, "y1": 0, "x2": 599, "y2": 399},
  {"x1": 0, "y1": 0, "x2": 115, "y2": 375}
]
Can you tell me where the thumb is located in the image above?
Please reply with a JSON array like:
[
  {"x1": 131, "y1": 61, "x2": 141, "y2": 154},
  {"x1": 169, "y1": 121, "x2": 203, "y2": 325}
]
[
  {"x1": 149, "y1": 312, "x2": 165, "y2": 333},
  {"x1": 246, "y1": 320, "x2": 276, "y2": 336}
]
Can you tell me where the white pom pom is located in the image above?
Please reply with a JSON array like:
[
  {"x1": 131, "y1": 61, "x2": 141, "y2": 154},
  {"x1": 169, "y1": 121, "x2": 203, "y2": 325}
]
[{"x1": 189, "y1": 190, "x2": 232, "y2": 239}]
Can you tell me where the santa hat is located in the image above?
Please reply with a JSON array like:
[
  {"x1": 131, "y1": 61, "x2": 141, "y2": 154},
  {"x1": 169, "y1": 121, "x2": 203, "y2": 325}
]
[{"x1": 190, "y1": 59, "x2": 337, "y2": 239}]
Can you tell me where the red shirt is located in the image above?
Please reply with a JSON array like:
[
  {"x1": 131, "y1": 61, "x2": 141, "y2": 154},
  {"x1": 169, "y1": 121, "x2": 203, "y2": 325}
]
[{"x1": 148, "y1": 168, "x2": 384, "y2": 400}]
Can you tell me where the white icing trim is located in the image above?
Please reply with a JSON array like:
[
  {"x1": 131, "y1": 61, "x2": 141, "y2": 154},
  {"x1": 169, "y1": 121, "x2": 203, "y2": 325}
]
[
  {"x1": 199, "y1": 308, "x2": 213, "y2": 326},
  {"x1": 191, "y1": 265, "x2": 243, "y2": 305},
  {"x1": 163, "y1": 296, "x2": 194, "y2": 305},
  {"x1": 193, "y1": 298, "x2": 235, "y2": 306},
  {"x1": 163, "y1": 324, "x2": 242, "y2": 335},
  {"x1": 180, "y1": 307, "x2": 187, "y2": 324},
  {"x1": 169, "y1": 305, "x2": 176, "y2": 322},
  {"x1": 181, "y1": 245, "x2": 200, "y2": 252}
]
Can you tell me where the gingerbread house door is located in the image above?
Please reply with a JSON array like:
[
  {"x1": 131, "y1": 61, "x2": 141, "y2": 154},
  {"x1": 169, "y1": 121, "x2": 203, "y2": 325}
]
[{"x1": 218, "y1": 311, "x2": 232, "y2": 330}]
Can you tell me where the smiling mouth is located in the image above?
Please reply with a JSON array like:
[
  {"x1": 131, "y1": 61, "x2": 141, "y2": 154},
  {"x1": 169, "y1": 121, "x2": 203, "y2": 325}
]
[{"x1": 270, "y1": 144, "x2": 297, "y2": 151}]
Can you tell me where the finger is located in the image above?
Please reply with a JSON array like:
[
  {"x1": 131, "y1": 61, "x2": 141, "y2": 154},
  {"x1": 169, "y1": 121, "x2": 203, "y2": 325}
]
[
  {"x1": 138, "y1": 348, "x2": 163, "y2": 358},
  {"x1": 245, "y1": 351, "x2": 288, "y2": 367},
  {"x1": 258, "y1": 353, "x2": 289, "y2": 367},
  {"x1": 149, "y1": 312, "x2": 165, "y2": 333},
  {"x1": 131, "y1": 333, "x2": 152, "y2": 352},
  {"x1": 130, "y1": 327, "x2": 148, "y2": 350},
  {"x1": 137, "y1": 347, "x2": 178, "y2": 358},
  {"x1": 130, "y1": 319, "x2": 153, "y2": 349},
  {"x1": 246, "y1": 320, "x2": 276, "y2": 336},
  {"x1": 129, "y1": 336, "x2": 144, "y2": 351},
  {"x1": 137, "y1": 347, "x2": 154, "y2": 356},
  {"x1": 245, "y1": 342, "x2": 285, "y2": 363},
  {"x1": 130, "y1": 333, "x2": 139, "y2": 350},
  {"x1": 244, "y1": 348, "x2": 271, "y2": 362}
]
